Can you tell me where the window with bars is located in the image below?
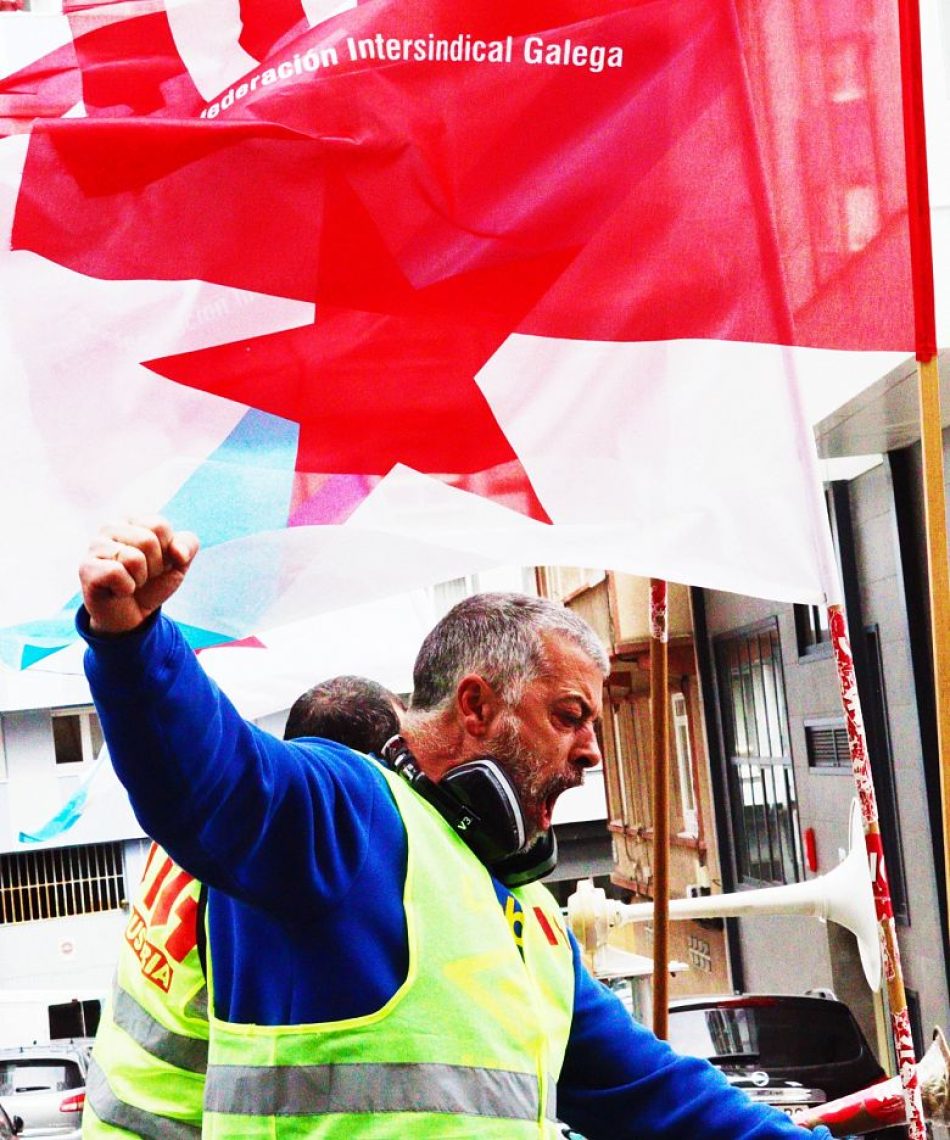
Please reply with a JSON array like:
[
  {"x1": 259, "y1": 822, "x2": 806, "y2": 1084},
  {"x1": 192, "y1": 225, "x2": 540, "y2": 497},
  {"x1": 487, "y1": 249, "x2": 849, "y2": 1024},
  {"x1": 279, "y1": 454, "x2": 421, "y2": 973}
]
[
  {"x1": 715, "y1": 620, "x2": 804, "y2": 886},
  {"x1": 0, "y1": 842, "x2": 126, "y2": 925},
  {"x1": 805, "y1": 719, "x2": 851, "y2": 770}
]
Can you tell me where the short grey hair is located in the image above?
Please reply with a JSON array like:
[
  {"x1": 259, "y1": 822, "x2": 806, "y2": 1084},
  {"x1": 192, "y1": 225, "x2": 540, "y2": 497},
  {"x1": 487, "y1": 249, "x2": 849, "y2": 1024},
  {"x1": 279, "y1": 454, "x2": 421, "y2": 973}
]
[{"x1": 410, "y1": 592, "x2": 609, "y2": 712}]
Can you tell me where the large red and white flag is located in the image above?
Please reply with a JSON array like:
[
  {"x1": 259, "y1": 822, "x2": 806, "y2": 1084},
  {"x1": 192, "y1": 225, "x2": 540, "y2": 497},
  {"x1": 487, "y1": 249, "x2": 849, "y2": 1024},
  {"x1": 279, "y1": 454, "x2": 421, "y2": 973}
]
[{"x1": 0, "y1": 0, "x2": 926, "y2": 670}]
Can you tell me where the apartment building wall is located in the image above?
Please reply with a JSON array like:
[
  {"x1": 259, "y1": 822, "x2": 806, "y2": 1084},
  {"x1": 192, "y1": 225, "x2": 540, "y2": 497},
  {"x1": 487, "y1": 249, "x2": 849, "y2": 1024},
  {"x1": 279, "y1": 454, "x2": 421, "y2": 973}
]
[
  {"x1": 0, "y1": 704, "x2": 150, "y2": 1006},
  {"x1": 696, "y1": 455, "x2": 950, "y2": 1060},
  {"x1": 849, "y1": 457, "x2": 947, "y2": 1041},
  {"x1": 696, "y1": 592, "x2": 841, "y2": 994},
  {"x1": 539, "y1": 570, "x2": 732, "y2": 996}
]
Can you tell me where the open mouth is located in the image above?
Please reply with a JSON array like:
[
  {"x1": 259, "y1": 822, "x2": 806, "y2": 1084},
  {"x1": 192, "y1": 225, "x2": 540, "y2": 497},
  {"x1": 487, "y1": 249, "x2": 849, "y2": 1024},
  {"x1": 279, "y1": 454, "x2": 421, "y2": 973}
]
[
  {"x1": 540, "y1": 794, "x2": 559, "y2": 831},
  {"x1": 540, "y1": 773, "x2": 584, "y2": 829}
]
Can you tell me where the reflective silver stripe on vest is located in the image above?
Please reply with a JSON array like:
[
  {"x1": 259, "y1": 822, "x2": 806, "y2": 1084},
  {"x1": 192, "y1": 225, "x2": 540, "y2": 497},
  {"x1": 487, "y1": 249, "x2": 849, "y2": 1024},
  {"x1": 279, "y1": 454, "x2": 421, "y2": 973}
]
[
  {"x1": 205, "y1": 1061, "x2": 549, "y2": 1121},
  {"x1": 185, "y1": 982, "x2": 208, "y2": 1021},
  {"x1": 112, "y1": 983, "x2": 209, "y2": 1074},
  {"x1": 86, "y1": 1056, "x2": 202, "y2": 1140}
]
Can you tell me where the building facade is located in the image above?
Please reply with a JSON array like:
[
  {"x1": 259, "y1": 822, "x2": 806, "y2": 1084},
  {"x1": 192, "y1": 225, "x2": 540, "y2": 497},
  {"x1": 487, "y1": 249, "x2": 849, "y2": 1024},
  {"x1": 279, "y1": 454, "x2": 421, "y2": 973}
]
[
  {"x1": 541, "y1": 417, "x2": 950, "y2": 1074},
  {"x1": 536, "y1": 568, "x2": 732, "y2": 996},
  {"x1": 0, "y1": 699, "x2": 148, "y2": 1042}
]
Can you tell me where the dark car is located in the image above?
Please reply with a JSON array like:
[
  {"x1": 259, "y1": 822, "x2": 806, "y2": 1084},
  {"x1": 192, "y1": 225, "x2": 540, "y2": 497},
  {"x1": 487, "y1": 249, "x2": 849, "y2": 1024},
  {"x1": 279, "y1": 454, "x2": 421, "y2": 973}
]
[
  {"x1": 667, "y1": 993, "x2": 904, "y2": 1138},
  {"x1": 0, "y1": 1103, "x2": 22, "y2": 1140}
]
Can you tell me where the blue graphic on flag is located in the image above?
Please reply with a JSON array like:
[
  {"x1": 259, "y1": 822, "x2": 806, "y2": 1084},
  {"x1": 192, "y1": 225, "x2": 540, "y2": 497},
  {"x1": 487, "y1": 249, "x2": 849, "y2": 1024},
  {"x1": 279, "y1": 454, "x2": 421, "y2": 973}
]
[
  {"x1": 18, "y1": 750, "x2": 107, "y2": 843},
  {"x1": 0, "y1": 408, "x2": 299, "y2": 669}
]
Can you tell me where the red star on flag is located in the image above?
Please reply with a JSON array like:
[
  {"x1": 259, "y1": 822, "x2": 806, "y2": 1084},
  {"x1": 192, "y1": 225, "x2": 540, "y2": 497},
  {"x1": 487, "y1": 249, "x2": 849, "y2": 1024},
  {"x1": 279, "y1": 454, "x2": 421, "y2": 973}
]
[{"x1": 144, "y1": 305, "x2": 552, "y2": 524}]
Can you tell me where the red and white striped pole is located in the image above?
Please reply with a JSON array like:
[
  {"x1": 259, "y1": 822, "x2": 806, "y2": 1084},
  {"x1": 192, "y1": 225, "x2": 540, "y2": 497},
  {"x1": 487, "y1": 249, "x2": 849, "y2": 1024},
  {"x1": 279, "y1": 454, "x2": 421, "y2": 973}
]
[
  {"x1": 828, "y1": 604, "x2": 925, "y2": 1139},
  {"x1": 650, "y1": 578, "x2": 670, "y2": 1040}
]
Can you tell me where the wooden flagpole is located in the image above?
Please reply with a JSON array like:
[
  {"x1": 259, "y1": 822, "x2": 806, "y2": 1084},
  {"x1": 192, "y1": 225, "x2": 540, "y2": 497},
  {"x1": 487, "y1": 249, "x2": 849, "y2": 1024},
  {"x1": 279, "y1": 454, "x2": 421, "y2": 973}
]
[
  {"x1": 829, "y1": 605, "x2": 926, "y2": 1139},
  {"x1": 650, "y1": 578, "x2": 670, "y2": 1040},
  {"x1": 917, "y1": 355, "x2": 950, "y2": 943},
  {"x1": 897, "y1": 0, "x2": 950, "y2": 1064}
]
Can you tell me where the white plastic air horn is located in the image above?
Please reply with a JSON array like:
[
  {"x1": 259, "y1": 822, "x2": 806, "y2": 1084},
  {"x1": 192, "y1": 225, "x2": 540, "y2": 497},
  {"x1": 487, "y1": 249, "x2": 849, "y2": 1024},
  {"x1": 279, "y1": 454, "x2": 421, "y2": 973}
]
[{"x1": 567, "y1": 799, "x2": 881, "y2": 991}]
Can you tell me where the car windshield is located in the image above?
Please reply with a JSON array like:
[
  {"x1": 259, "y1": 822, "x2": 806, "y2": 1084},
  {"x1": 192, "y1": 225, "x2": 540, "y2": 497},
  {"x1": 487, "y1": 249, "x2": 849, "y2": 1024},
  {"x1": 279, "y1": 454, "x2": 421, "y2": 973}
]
[
  {"x1": 0, "y1": 1058, "x2": 83, "y2": 1095},
  {"x1": 667, "y1": 1001, "x2": 864, "y2": 1068}
]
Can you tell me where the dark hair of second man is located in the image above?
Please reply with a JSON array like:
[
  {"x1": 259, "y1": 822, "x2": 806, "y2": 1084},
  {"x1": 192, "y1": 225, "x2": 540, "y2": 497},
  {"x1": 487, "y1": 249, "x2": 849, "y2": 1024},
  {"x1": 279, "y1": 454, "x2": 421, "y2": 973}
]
[{"x1": 283, "y1": 675, "x2": 405, "y2": 755}]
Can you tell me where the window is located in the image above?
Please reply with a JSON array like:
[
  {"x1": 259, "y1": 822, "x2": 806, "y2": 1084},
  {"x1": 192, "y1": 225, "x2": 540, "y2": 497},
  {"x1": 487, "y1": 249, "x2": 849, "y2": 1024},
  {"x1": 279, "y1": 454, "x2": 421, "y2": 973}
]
[
  {"x1": 606, "y1": 694, "x2": 653, "y2": 831},
  {"x1": 668, "y1": 996, "x2": 868, "y2": 1068},
  {"x1": 607, "y1": 691, "x2": 700, "y2": 838},
  {"x1": 431, "y1": 575, "x2": 474, "y2": 615},
  {"x1": 51, "y1": 707, "x2": 103, "y2": 765},
  {"x1": 805, "y1": 719, "x2": 851, "y2": 770},
  {"x1": 602, "y1": 700, "x2": 626, "y2": 827},
  {"x1": 0, "y1": 1058, "x2": 84, "y2": 1096},
  {"x1": 671, "y1": 693, "x2": 698, "y2": 836},
  {"x1": 715, "y1": 621, "x2": 804, "y2": 886},
  {"x1": 795, "y1": 603, "x2": 831, "y2": 658},
  {"x1": 687, "y1": 935, "x2": 712, "y2": 973},
  {"x1": 734, "y1": 7, "x2": 892, "y2": 308},
  {"x1": 608, "y1": 701, "x2": 635, "y2": 827},
  {"x1": 0, "y1": 842, "x2": 125, "y2": 924}
]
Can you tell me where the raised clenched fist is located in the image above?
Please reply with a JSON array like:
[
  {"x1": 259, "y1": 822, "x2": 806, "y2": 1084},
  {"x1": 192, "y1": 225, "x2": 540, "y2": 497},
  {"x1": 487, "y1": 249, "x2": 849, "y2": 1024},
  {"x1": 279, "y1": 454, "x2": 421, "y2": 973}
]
[{"x1": 79, "y1": 516, "x2": 199, "y2": 634}]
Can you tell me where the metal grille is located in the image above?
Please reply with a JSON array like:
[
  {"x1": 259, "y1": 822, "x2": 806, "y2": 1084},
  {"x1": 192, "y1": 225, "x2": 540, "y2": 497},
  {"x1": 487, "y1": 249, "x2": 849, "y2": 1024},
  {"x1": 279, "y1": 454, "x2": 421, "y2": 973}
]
[
  {"x1": 0, "y1": 842, "x2": 125, "y2": 925},
  {"x1": 805, "y1": 722, "x2": 850, "y2": 769},
  {"x1": 715, "y1": 620, "x2": 804, "y2": 886}
]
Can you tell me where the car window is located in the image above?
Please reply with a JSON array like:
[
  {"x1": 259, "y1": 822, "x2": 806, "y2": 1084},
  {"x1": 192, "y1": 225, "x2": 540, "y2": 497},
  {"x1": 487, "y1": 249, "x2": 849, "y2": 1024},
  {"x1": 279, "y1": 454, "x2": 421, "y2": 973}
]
[
  {"x1": 0, "y1": 1058, "x2": 83, "y2": 1094},
  {"x1": 668, "y1": 1002, "x2": 864, "y2": 1067}
]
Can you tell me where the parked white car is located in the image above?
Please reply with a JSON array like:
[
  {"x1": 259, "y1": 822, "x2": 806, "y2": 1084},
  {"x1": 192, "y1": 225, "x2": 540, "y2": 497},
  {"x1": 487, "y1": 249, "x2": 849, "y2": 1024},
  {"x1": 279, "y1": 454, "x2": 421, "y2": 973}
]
[{"x1": 0, "y1": 1041, "x2": 92, "y2": 1139}]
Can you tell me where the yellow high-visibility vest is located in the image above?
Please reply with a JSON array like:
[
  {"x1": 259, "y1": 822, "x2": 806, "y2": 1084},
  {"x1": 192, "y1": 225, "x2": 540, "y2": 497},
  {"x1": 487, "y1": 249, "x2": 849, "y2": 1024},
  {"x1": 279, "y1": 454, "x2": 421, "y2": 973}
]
[
  {"x1": 203, "y1": 761, "x2": 575, "y2": 1138},
  {"x1": 83, "y1": 844, "x2": 208, "y2": 1139}
]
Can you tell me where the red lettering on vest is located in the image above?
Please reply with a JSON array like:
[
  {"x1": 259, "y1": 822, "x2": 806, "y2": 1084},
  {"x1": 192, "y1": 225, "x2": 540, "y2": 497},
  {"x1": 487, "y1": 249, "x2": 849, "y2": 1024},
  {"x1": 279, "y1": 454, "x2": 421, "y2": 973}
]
[
  {"x1": 533, "y1": 907, "x2": 562, "y2": 946},
  {"x1": 150, "y1": 961, "x2": 172, "y2": 990},
  {"x1": 152, "y1": 868, "x2": 194, "y2": 927},
  {"x1": 124, "y1": 906, "x2": 173, "y2": 992},
  {"x1": 141, "y1": 841, "x2": 160, "y2": 883},
  {"x1": 125, "y1": 909, "x2": 144, "y2": 942},
  {"x1": 137, "y1": 855, "x2": 199, "y2": 954},
  {"x1": 142, "y1": 855, "x2": 174, "y2": 909},
  {"x1": 164, "y1": 892, "x2": 199, "y2": 964}
]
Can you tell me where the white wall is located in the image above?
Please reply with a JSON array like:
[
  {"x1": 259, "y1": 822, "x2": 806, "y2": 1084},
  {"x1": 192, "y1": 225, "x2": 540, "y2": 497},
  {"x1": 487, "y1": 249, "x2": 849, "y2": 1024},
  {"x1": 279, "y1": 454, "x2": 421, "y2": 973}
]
[
  {"x1": 0, "y1": 908, "x2": 123, "y2": 992},
  {"x1": 0, "y1": 708, "x2": 144, "y2": 855}
]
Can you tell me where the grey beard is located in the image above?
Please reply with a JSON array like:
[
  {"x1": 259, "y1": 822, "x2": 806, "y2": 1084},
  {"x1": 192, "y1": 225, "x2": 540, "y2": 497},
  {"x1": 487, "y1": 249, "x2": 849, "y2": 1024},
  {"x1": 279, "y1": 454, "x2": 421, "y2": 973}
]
[{"x1": 488, "y1": 714, "x2": 578, "y2": 840}]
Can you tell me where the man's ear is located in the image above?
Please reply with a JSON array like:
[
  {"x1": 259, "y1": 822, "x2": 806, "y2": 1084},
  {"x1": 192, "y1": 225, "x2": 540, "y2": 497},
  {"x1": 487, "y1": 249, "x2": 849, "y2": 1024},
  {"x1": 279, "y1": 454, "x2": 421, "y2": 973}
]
[{"x1": 456, "y1": 674, "x2": 501, "y2": 738}]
